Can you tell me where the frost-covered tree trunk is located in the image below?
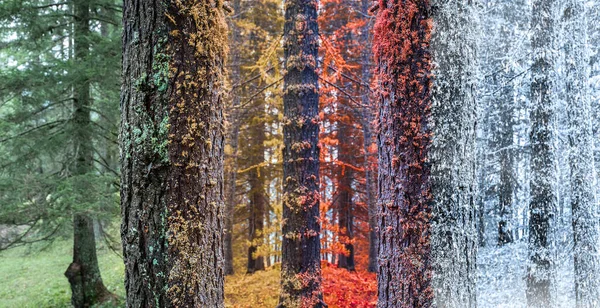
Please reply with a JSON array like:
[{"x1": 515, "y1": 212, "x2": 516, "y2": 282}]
[
  {"x1": 563, "y1": 0, "x2": 600, "y2": 306},
  {"x1": 278, "y1": 0, "x2": 324, "y2": 306},
  {"x1": 373, "y1": 0, "x2": 434, "y2": 306},
  {"x1": 120, "y1": 0, "x2": 227, "y2": 306},
  {"x1": 527, "y1": 0, "x2": 557, "y2": 306},
  {"x1": 429, "y1": 1, "x2": 478, "y2": 307}
]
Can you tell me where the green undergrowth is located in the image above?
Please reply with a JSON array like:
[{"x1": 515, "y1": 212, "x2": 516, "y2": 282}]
[{"x1": 0, "y1": 239, "x2": 125, "y2": 308}]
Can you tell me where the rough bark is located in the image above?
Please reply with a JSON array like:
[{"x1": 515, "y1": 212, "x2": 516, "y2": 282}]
[
  {"x1": 564, "y1": 1, "x2": 600, "y2": 306},
  {"x1": 65, "y1": 1, "x2": 114, "y2": 306},
  {"x1": 429, "y1": 1, "x2": 478, "y2": 307},
  {"x1": 120, "y1": 0, "x2": 227, "y2": 306},
  {"x1": 278, "y1": 0, "x2": 325, "y2": 306},
  {"x1": 373, "y1": 0, "x2": 434, "y2": 306},
  {"x1": 527, "y1": 0, "x2": 557, "y2": 306}
]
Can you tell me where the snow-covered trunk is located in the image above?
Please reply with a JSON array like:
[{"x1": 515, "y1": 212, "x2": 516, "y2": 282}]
[
  {"x1": 563, "y1": 0, "x2": 600, "y2": 306},
  {"x1": 429, "y1": 1, "x2": 478, "y2": 307},
  {"x1": 527, "y1": 0, "x2": 557, "y2": 306}
]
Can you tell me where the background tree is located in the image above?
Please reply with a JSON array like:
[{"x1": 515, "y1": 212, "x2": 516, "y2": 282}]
[
  {"x1": 120, "y1": 0, "x2": 227, "y2": 306},
  {"x1": 0, "y1": 0, "x2": 121, "y2": 306},
  {"x1": 563, "y1": 0, "x2": 600, "y2": 305}
]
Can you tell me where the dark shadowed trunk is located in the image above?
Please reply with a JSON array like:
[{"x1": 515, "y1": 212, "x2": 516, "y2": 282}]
[
  {"x1": 278, "y1": 0, "x2": 324, "y2": 306},
  {"x1": 65, "y1": 1, "x2": 114, "y2": 306},
  {"x1": 120, "y1": 0, "x2": 227, "y2": 306}
]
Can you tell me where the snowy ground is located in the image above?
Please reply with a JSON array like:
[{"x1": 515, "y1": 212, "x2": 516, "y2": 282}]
[{"x1": 477, "y1": 241, "x2": 575, "y2": 308}]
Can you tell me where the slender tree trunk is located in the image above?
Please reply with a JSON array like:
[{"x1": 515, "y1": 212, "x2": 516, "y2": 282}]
[
  {"x1": 278, "y1": 0, "x2": 324, "y2": 306},
  {"x1": 247, "y1": 114, "x2": 266, "y2": 274},
  {"x1": 120, "y1": 1, "x2": 227, "y2": 306},
  {"x1": 564, "y1": 1, "x2": 600, "y2": 306},
  {"x1": 373, "y1": 0, "x2": 433, "y2": 306},
  {"x1": 224, "y1": 0, "x2": 242, "y2": 276},
  {"x1": 527, "y1": 0, "x2": 557, "y2": 306},
  {"x1": 429, "y1": 1, "x2": 478, "y2": 307},
  {"x1": 358, "y1": 0, "x2": 378, "y2": 273},
  {"x1": 65, "y1": 1, "x2": 114, "y2": 306},
  {"x1": 336, "y1": 126, "x2": 355, "y2": 271},
  {"x1": 497, "y1": 91, "x2": 515, "y2": 246}
]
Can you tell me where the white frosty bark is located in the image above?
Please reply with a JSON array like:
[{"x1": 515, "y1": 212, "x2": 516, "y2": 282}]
[
  {"x1": 430, "y1": 1, "x2": 478, "y2": 307},
  {"x1": 527, "y1": 0, "x2": 558, "y2": 307},
  {"x1": 563, "y1": 0, "x2": 600, "y2": 306}
]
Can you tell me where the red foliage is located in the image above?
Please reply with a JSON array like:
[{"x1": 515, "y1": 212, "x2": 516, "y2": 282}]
[{"x1": 321, "y1": 262, "x2": 377, "y2": 308}]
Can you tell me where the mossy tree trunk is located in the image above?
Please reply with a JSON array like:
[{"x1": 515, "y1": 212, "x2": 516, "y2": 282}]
[
  {"x1": 278, "y1": 0, "x2": 325, "y2": 306},
  {"x1": 120, "y1": 0, "x2": 227, "y2": 306},
  {"x1": 65, "y1": 1, "x2": 114, "y2": 306}
]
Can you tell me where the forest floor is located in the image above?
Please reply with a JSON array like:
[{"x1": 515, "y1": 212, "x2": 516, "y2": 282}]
[{"x1": 0, "y1": 239, "x2": 576, "y2": 308}]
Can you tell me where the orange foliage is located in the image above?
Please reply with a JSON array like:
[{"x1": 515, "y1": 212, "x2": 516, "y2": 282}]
[{"x1": 321, "y1": 262, "x2": 377, "y2": 308}]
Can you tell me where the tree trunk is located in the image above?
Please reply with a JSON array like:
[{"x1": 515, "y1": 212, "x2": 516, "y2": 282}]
[
  {"x1": 278, "y1": 0, "x2": 324, "y2": 306},
  {"x1": 429, "y1": 1, "x2": 478, "y2": 307},
  {"x1": 120, "y1": 1, "x2": 227, "y2": 306},
  {"x1": 224, "y1": 0, "x2": 243, "y2": 276},
  {"x1": 564, "y1": 1, "x2": 600, "y2": 306},
  {"x1": 247, "y1": 113, "x2": 266, "y2": 274},
  {"x1": 527, "y1": 0, "x2": 557, "y2": 306},
  {"x1": 65, "y1": 1, "x2": 114, "y2": 306},
  {"x1": 373, "y1": 0, "x2": 434, "y2": 306},
  {"x1": 336, "y1": 125, "x2": 355, "y2": 271}
]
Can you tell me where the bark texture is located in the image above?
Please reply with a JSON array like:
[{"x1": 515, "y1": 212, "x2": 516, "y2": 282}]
[
  {"x1": 564, "y1": 1, "x2": 600, "y2": 306},
  {"x1": 120, "y1": 0, "x2": 227, "y2": 306},
  {"x1": 278, "y1": 0, "x2": 325, "y2": 306},
  {"x1": 429, "y1": 1, "x2": 478, "y2": 307},
  {"x1": 527, "y1": 0, "x2": 557, "y2": 306},
  {"x1": 373, "y1": 0, "x2": 434, "y2": 306},
  {"x1": 66, "y1": 1, "x2": 114, "y2": 306}
]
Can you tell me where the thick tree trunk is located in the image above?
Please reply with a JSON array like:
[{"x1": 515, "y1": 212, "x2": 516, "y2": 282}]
[
  {"x1": 247, "y1": 114, "x2": 266, "y2": 274},
  {"x1": 120, "y1": 1, "x2": 227, "y2": 306},
  {"x1": 66, "y1": 1, "x2": 114, "y2": 306},
  {"x1": 429, "y1": 1, "x2": 478, "y2": 307},
  {"x1": 373, "y1": 0, "x2": 434, "y2": 306},
  {"x1": 224, "y1": 0, "x2": 242, "y2": 276},
  {"x1": 527, "y1": 0, "x2": 557, "y2": 306},
  {"x1": 278, "y1": 0, "x2": 324, "y2": 306},
  {"x1": 564, "y1": 1, "x2": 600, "y2": 306}
]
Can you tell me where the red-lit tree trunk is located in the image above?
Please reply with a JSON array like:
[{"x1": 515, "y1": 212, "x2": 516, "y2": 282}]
[
  {"x1": 278, "y1": 0, "x2": 324, "y2": 306},
  {"x1": 373, "y1": 0, "x2": 434, "y2": 306},
  {"x1": 120, "y1": 0, "x2": 227, "y2": 306},
  {"x1": 336, "y1": 125, "x2": 355, "y2": 271}
]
